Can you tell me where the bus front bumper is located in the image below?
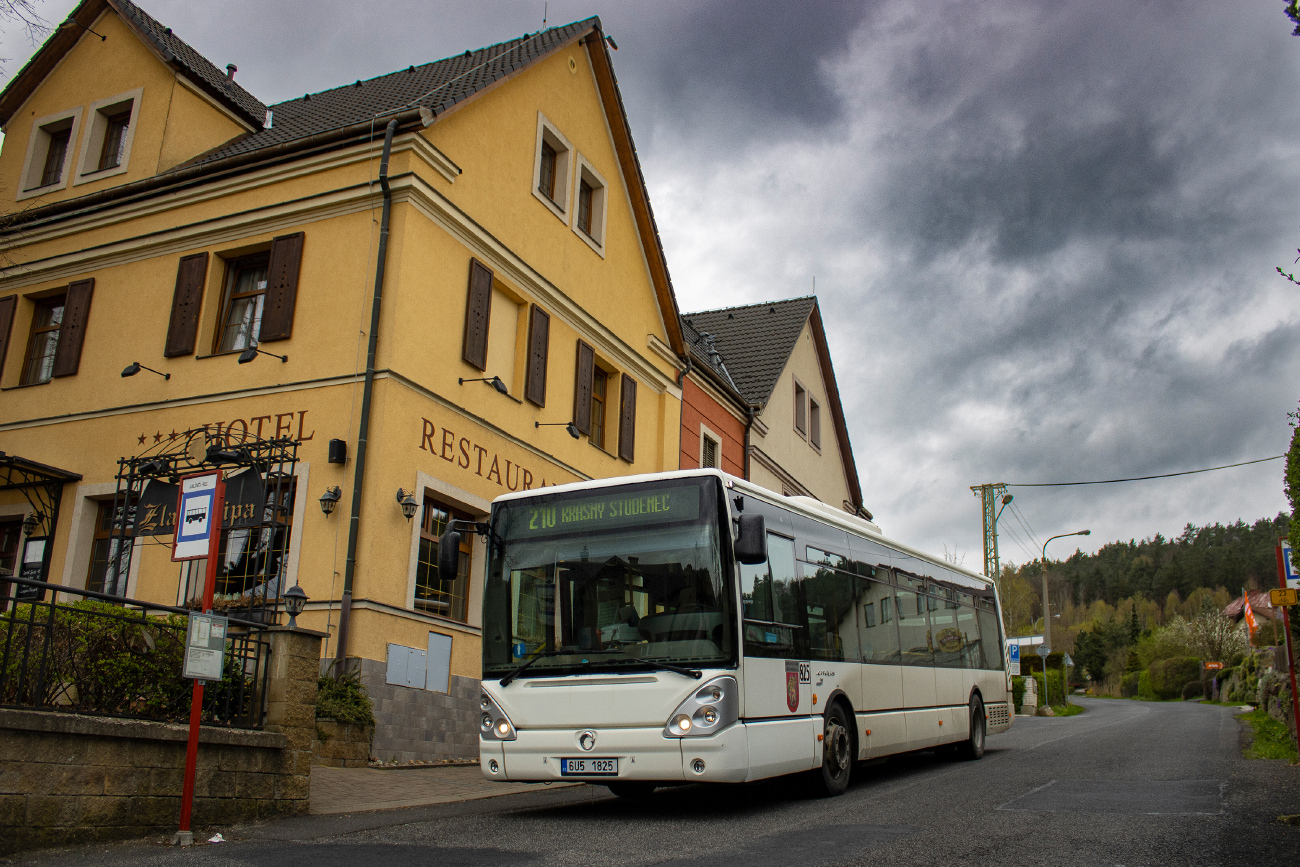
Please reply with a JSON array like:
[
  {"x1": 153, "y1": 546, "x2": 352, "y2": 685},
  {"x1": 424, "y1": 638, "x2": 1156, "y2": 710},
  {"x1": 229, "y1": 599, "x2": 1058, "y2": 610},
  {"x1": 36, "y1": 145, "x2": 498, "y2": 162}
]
[{"x1": 481, "y1": 723, "x2": 750, "y2": 785}]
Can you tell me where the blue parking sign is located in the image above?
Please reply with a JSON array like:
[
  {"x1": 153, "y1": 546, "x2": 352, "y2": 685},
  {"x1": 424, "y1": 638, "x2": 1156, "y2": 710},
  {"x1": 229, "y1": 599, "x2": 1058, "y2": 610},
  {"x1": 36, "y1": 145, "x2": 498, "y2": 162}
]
[{"x1": 1007, "y1": 643, "x2": 1021, "y2": 675}]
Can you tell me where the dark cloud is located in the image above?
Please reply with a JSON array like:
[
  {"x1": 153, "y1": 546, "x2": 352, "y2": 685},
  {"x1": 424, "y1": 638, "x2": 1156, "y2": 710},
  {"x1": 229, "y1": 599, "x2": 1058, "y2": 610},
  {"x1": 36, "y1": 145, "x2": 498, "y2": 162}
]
[{"x1": 4, "y1": 0, "x2": 1299, "y2": 562}]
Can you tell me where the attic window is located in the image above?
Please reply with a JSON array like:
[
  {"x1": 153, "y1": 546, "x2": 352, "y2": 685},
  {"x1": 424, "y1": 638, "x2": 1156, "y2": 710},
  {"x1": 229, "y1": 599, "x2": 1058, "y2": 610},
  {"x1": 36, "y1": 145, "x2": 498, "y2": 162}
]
[
  {"x1": 533, "y1": 113, "x2": 572, "y2": 221},
  {"x1": 74, "y1": 89, "x2": 142, "y2": 186},
  {"x1": 809, "y1": 397, "x2": 821, "y2": 449},
  {"x1": 571, "y1": 154, "x2": 608, "y2": 255},
  {"x1": 18, "y1": 107, "x2": 80, "y2": 197},
  {"x1": 794, "y1": 379, "x2": 807, "y2": 436}
]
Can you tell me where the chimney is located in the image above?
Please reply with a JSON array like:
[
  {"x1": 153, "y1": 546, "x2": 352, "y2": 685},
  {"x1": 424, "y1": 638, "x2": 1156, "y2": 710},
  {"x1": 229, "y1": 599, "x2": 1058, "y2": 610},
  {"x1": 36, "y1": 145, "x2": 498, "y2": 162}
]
[{"x1": 226, "y1": 64, "x2": 237, "y2": 80}]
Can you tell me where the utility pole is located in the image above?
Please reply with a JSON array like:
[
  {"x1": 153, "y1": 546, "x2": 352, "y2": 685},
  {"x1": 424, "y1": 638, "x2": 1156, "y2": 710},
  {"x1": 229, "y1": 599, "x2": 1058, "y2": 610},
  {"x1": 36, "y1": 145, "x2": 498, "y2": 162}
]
[{"x1": 971, "y1": 483, "x2": 1011, "y2": 579}]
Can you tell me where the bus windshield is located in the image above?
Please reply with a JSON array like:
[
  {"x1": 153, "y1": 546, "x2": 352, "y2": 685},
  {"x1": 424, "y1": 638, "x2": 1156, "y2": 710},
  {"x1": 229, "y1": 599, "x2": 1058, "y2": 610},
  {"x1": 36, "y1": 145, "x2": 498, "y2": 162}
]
[{"x1": 482, "y1": 476, "x2": 734, "y2": 679}]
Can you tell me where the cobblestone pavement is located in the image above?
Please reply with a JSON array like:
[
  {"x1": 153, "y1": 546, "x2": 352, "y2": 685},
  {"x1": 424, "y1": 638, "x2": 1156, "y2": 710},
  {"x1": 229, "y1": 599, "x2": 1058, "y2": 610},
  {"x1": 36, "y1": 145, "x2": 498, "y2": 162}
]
[{"x1": 309, "y1": 764, "x2": 579, "y2": 814}]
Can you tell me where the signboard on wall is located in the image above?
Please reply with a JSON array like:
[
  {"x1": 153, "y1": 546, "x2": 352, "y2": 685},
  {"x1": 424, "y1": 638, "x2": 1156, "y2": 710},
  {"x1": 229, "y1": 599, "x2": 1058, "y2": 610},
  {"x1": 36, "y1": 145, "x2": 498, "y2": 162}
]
[{"x1": 172, "y1": 473, "x2": 220, "y2": 561}]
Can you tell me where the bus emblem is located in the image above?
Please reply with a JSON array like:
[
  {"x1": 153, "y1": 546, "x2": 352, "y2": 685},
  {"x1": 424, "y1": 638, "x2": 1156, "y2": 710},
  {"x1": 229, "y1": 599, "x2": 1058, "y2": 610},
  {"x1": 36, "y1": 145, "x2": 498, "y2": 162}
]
[{"x1": 785, "y1": 661, "x2": 800, "y2": 712}]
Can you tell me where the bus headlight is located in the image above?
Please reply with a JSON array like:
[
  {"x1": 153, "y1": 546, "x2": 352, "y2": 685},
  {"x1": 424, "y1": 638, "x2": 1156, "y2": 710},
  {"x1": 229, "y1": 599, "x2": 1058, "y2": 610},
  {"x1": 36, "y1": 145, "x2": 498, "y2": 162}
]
[
  {"x1": 663, "y1": 676, "x2": 738, "y2": 738},
  {"x1": 479, "y1": 691, "x2": 517, "y2": 741}
]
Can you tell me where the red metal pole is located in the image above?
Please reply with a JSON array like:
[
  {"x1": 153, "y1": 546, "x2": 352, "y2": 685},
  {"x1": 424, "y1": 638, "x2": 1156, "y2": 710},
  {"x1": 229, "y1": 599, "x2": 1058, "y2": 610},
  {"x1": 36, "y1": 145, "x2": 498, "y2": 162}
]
[
  {"x1": 177, "y1": 474, "x2": 224, "y2": 841},
  {"x1": 1277, "y1": 541, "x2": 1300, "y2": 755}
]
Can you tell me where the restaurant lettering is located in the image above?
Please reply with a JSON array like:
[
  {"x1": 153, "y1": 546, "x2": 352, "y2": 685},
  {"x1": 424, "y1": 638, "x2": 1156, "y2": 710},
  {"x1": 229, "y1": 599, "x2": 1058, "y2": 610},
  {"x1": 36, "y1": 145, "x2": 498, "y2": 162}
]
[{"x1": 418, "y1": 418, "x2": 556, "y2": 491}]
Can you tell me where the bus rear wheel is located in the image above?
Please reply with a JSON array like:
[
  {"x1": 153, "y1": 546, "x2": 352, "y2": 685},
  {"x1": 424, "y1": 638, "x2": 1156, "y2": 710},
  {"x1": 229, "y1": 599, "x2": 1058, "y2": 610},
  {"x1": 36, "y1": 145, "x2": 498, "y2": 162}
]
[
  {"x1": 816, "y1": 702, "x2": 853, "y2": 796},
  {"x1": 607, "y1": 782, "x2": 656, "y2": 799},
  {"x1": 958, "y1": 697, "x2": 986, "y2": 760}
]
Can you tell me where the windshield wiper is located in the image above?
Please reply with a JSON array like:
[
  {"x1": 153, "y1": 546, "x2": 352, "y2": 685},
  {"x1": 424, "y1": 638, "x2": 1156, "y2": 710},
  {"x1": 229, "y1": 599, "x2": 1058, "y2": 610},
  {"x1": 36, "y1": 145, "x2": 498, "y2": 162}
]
[
  {"x1": 609, "y1": 655, "x2": 702, "y2": 679},
  {"x1": 496, "y1": 655, "x2": 603, "y2": 686}
]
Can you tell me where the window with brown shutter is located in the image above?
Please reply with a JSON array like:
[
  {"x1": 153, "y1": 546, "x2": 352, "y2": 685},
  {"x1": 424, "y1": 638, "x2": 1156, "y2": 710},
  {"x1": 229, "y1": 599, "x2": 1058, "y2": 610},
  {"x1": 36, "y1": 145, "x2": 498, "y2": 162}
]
[
  {"x1": 590, "y1": 367, "x2": 607, "y2": 448},
  {"x1": 165, "y1": 253, "x2": 208, "y2": 357},
  {"x1": 524, "y1": 305, "x2": 550, "y2": 407},
  {"x1": 573, "y1": 340, "x2": 595, "y2": 436},
  {"x1": 618, "y1": 373, "x2": 637, "y2": 462},
  {"x1": 52, "y1": 278, "x2": 93, "y2": 378},
  {"x1": 216, "y1": 253, "x2": 269, "y2": 353},
  {"x1": 0, "y1": 295, "x2": 15, "y2": 382},
  {"x1": 462, "y1": 259, "x2": 493, "y2": 370},
  {"x1": 256, "y1": 232, "x2": 304, "y2": 342}
]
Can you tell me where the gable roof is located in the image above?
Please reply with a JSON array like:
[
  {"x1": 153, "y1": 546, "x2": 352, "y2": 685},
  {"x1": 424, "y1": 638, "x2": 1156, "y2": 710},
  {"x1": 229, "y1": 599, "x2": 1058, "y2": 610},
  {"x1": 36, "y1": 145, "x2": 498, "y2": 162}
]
[
  {"x1": 188, "y1": 18, "x2": 597, "y2": 167},
  {"x1": 682, "y1": 297, "x2": 817, "y2": 407},
  {"x1": 0, "y1": 5, "x2": 686, "y2": 355},
  {"x1": 0, "y1": 0, "x2": 266, "y2": 129},
  {"x1": 682, "y1": 296, "x2": 864, "y2": 513}
]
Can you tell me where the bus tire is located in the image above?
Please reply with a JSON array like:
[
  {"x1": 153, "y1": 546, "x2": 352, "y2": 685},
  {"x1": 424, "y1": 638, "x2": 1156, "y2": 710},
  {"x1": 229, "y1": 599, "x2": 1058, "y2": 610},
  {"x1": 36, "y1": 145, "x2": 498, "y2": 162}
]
[
  {"x1": 817, "y1": 701, "x2": 853, "y2": 796},
  {"x1": 958, "y1": 697, "x2": 986, "y2": 760},
  {"x1": 607, "y1": 782, "x2": 656, "y2": 799}
]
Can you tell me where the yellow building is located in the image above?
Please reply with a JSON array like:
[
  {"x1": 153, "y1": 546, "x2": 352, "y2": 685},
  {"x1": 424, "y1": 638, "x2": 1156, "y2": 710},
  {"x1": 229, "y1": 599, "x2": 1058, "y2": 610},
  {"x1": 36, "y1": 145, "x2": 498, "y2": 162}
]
[{"x1": 0, "y1": 0, "x2": 687, "y2": 760}]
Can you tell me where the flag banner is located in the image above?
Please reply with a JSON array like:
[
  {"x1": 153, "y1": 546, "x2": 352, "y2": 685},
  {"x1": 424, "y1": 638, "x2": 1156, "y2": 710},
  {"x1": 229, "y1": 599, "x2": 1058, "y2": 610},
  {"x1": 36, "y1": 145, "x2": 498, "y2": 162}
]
[{"x1": 1243, "y1": 591, "x2": 1258, "y2": 634}]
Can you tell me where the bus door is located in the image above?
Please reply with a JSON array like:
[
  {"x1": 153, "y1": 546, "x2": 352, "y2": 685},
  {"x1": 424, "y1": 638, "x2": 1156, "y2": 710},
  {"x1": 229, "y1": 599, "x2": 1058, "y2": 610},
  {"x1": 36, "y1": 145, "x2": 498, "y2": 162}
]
[{"x1": 739, "y1": 531, "x2": 815, "y2": 778}]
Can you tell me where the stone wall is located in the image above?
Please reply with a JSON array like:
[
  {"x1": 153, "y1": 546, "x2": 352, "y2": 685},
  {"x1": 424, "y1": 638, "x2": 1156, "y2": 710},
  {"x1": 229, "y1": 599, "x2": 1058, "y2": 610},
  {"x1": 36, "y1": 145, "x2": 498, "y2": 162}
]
[
  {"x1": 0, "y1": 628, "x2": 321, "y2": 857},
  {"x1": 312, "y1": 719, "x2": 373, "y2": 767},
  {"x1": 354, "y1": 657, "x2": 479, "y2": 762}
]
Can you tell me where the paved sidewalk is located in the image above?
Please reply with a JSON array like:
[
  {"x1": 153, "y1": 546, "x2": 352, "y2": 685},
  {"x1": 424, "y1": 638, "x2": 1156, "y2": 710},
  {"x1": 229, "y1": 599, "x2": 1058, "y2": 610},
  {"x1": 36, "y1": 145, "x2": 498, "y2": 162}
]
[{"x1": 309, "y1": 764, "x2": 580, "y2": 814}]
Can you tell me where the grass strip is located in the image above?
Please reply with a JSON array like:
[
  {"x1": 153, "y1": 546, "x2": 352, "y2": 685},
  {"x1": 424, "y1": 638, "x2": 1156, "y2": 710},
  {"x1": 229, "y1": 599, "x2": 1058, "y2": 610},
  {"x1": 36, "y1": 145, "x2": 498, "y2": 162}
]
[
  {"x1": 1051, "y1": 702, "x2": 1084, "y2": 717},
  {"x1": 1236, "y1": 707, "x2": 1299, "y2": 762}
]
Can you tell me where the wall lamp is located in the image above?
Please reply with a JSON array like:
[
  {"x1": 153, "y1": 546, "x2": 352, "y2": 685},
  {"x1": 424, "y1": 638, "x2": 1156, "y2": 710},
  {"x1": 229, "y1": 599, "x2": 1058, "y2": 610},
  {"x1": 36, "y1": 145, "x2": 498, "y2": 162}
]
[
  {"x1": 22, "y1": 512, "x2": 43, "y2": 537},
  {"x1": 459, "y1": 376, "x2": 509, "y2": 395},
  {"x1": 396, "y1": 488, "x2": 419, "y2": 521},
  {"x1": 121, "y1": 362, "x2": 170, "y2": 380},
  {"x1": 237, "y1": 346, "x2": 288, "y2": 364},
  {"x1": 535, "y1": 420, "x2": 581, "y2": 439},
  {"x1": 319, "y1": 486, "x2": 342, "y2": 516},
  {"x1": 283, "y1": 584, "x2": 308, "y2": 629}
]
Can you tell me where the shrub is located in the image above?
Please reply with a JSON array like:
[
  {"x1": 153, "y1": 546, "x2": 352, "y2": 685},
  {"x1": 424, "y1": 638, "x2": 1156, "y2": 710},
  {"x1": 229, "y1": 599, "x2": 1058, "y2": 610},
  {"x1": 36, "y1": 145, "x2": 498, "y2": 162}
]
[
  {"x1": 1150, "y1": 656, "x2": 1202, "y2": 700},
  {"x1": 1012, "y1": 676, "x2": 1025, "y2": 708},
  {"x1": 1138, "y1": 670, "x2": 1154, "y2": 700},
  {"x1": 1120, "y1": 672, "x2": 1140, "y2": 698},
  {"x1": 317, "y1": 668, "x2": 374, "y2": 727},
  {"x1": 1181, "y1": 680, "x2": 1204, "y2": 700}
]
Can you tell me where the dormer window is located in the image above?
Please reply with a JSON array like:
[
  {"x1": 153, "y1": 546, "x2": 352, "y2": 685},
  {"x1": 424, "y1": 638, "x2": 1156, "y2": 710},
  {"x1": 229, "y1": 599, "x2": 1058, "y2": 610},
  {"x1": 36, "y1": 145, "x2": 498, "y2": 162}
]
[{"x1": 75, "y1": 89, "x2": 142, "y2": 185}]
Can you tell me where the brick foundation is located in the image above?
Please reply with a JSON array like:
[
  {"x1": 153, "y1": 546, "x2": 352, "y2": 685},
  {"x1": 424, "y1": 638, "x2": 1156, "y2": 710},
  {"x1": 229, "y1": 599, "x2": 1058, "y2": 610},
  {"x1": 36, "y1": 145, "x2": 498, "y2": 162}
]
[{"x1": 353, "y1": 657, "x2": 479, "y2": 762}]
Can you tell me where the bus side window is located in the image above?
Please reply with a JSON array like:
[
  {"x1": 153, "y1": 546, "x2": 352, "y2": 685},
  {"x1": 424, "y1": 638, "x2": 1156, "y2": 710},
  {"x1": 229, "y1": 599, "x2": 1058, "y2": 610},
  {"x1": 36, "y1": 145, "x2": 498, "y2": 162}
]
[
  {"x1": 857, "y1": 574, "x2": 901, "y2": 664},
  {"x1": 801, "y1": 564, "x2": 857, "y2": 663},
  {"x1": 739, "y1": 558, "x2": 772, "y2": 622}
]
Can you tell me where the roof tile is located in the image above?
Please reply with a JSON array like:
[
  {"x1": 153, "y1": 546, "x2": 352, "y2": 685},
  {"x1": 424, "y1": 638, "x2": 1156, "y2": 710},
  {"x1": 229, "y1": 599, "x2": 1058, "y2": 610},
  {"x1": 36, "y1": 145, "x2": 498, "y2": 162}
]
[{"x1": 681, "y1": 297, "x2": 816, "y2": 407}]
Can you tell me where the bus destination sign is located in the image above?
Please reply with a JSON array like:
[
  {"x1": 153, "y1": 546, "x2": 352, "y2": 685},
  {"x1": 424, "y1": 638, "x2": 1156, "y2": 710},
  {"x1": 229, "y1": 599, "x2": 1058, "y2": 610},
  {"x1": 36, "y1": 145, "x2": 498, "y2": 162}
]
[{"x1": 512, "y1": 485, "x2": 700, "y2": 539}]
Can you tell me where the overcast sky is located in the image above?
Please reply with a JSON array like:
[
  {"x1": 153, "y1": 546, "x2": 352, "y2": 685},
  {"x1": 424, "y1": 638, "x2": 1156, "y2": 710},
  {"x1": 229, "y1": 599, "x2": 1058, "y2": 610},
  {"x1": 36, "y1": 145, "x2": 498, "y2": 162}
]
[{"x1": 5, "y1": 0, "x2": 1299, "y2": 570}]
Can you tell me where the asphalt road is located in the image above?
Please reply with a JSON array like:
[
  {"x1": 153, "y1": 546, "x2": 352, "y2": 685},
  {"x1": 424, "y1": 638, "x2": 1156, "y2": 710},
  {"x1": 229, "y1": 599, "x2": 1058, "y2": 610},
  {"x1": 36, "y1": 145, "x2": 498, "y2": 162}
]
[{"x1": 9, "y1": 698, "x2": 1300, "y2": 867}]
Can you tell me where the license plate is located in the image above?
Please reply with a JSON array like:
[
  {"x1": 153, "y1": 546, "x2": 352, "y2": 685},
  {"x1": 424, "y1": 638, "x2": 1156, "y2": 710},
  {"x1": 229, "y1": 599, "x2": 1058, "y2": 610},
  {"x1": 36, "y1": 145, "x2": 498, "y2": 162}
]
[{"x1": 560, "y1": 757, "x2": 618, "y2": 776}]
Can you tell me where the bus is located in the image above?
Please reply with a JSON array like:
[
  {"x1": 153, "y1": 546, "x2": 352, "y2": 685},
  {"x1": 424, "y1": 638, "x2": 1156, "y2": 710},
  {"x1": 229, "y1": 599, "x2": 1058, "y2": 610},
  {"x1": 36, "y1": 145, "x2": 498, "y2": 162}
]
[{"x1": 441, "y1": 469, "x2": 1014, "y2": 797}]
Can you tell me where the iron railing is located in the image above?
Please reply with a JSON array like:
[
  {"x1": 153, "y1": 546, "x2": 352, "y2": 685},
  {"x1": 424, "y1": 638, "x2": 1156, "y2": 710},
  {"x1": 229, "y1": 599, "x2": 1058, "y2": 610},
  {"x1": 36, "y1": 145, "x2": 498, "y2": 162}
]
[{"x1": 0, "y1": 575, "x2": 271, "y2": 729}]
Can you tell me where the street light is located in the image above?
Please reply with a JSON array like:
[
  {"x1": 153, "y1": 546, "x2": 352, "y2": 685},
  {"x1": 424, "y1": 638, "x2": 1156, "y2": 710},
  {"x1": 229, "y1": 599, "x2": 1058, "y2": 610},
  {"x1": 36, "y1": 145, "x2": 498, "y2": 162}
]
[{"x1": 1041, "y1": 529, "x2": 1090, "y2": 652}]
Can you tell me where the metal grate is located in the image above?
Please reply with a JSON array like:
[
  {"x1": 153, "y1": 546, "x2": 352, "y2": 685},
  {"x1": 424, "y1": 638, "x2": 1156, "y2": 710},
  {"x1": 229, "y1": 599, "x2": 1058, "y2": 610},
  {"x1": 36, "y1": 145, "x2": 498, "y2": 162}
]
[{"x1": 987, "y1": 702, "x2": 1010, "y2": 726}]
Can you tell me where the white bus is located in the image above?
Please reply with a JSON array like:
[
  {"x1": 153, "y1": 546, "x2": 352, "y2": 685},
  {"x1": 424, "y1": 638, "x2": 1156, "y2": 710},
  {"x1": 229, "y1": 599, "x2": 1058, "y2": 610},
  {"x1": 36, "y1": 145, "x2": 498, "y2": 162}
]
[{"x1": 442, "y1": 470, "x2": 1014, "y2": 797}]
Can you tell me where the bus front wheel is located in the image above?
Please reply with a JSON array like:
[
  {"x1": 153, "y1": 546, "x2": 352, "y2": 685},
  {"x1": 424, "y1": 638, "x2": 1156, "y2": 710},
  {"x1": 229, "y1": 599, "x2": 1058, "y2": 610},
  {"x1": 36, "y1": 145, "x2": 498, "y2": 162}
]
[
  {"x1": 816, "y1": 702, "x2": 853, "y2": 796},
  {"x1": 958, "y1": 697, "x2": 986, "y2": 760}
]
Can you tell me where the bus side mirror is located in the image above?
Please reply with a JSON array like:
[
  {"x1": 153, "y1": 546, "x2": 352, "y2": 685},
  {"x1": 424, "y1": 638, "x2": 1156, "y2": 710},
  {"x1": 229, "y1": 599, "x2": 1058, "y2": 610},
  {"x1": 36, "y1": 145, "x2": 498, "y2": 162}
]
[
  {"x1": 734, "y1": 514, "x2": 767, "y2": 565},
  {"x1": 438, "y1": 529, "x2": 462, "y2": 577}
]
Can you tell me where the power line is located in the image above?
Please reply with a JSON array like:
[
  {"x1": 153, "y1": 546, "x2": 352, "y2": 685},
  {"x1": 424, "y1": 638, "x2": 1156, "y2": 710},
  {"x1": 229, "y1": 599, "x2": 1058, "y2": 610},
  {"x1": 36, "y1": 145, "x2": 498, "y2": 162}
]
[{"x1": 1007, "y1": 455, "x2": 1284, "y2": 488}]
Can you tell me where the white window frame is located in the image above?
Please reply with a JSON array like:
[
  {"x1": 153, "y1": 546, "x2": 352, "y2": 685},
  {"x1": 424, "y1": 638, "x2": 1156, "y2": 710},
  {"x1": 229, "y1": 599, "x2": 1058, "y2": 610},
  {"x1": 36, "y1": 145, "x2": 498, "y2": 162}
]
[
  {"x1": 405, "y1": 470, "x2": 490, "y2": 629},
  {"x1": 699, "y1": 423, "x2": 721, "y2": 469},
  {"x1": 793, "y1": 376, "x2": 808, "y2": 438},
  {"x1": 532, "y1": 112, "x2": 573, "y2": 222},
  {"x1": 571, "y1": 152, "x2": 608, "y2": 255},
  {"x1": 74, "y1": 87, "x2": 143, "y2": 185},
  {"x1": 16, "y1": 107, "x2": 82, "y2": 200}
]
